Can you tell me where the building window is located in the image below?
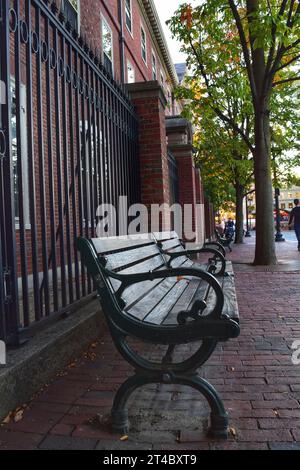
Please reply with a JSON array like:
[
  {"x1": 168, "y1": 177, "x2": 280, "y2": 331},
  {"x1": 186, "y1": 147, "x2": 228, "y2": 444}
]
[
  {"x1": 102, "y1": 16, "x2": 113, "y2": 76},
  {"x1": 125, "y1": 0, "x2": 132, "y2": 34},
  {"x1": 141, "y1": 26, "x2": 147, "y2": 63},
  {"x1": 281, "y1": 203, "x2": 286, "y2": 210},
  {"x1": 127, "y1": 61, "x2": 135, "y2": 83},
  {"x1": 160, "y1": 71, "x2": 164, "y2": 86},
  {"x1": 289, "y1": 202, "x2": 293, "y2": 209},
  {"x1": 62, "y1": 0, "x2": 79, "y2": 32},
  {"x1": 152, "y1": 52, "x2": 156, "y2": 80},
  {"x1": 288, "y1": 193, "x2": 293, "y2": 199}
]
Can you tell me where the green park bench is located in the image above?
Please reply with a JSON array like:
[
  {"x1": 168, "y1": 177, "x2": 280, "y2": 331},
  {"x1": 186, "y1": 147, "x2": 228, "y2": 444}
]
[{"x1": 77, "y1": 232, "x2": 240, "y2": 439}]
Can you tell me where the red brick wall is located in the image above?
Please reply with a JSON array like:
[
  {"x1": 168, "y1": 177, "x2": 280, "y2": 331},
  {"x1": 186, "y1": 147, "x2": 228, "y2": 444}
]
[
  {"x1": 127, "y1": 83, "x2": 170, "y2": 208},
  {"x1": 78, "y1": 0, "x2": 173, "y2": 104}
]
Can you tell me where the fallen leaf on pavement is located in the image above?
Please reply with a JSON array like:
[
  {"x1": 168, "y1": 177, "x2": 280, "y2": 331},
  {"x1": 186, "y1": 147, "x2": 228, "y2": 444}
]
[
  {"x1": 14, "y1": 409, "x2": 24, "y2": 423},
  {"x1": 2, "y1": 413, "x2": 12, "y2": 424}
]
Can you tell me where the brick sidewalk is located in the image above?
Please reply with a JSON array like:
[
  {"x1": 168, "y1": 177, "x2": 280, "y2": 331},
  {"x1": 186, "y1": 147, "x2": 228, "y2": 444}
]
[{"x1": 1, "y1": 237, "x2": 300, "y2": 450}]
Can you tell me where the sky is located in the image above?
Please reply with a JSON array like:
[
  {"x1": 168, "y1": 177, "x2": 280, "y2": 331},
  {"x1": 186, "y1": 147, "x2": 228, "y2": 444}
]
[{"x1": 153, "y1": 0, "x2": 187, "y2": 64}]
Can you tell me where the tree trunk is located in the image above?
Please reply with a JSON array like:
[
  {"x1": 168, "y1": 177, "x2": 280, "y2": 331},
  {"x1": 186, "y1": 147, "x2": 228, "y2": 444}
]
[
  {"x1": 235, "y1": 183, "x2": 244, "y2": 244},
  {"x1": 253, "y1": 109, "x2": 277, "y2": 265},
  {"x1": 245, "y1": 0, "x2": 277, "y2": 265}
]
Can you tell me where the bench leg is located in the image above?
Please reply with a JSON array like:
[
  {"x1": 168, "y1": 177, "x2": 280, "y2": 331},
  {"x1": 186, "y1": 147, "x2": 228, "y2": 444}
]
[
  {"x1": 109, "y1": 330, "x2": 228, "y2": 438},
  {"x1": 176, "y1": 375, "x2": 229, "y2": 439},
  {"x1": 111, "y1": 374, "x2": 147, "y2": 434},
  {"x1": 111, "y1": 372, "x2": 228, "y2": 439}
]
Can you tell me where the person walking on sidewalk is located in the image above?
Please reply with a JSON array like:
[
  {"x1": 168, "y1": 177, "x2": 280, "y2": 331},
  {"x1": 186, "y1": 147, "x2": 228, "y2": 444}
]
[{"x1": 289, "y1": 199, "x2": 300, "y2": 252}]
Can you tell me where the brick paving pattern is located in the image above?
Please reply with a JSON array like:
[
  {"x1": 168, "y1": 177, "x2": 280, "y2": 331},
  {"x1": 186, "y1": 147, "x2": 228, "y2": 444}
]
[{"x1": 1, "y1": 235, "x2": 300, "y2": 450}]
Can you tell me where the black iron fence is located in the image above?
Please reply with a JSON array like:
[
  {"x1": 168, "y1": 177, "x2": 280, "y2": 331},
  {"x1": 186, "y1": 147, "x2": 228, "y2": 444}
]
[{"x1": 0, "y1": 0, "x2": 140, "y2": 345}]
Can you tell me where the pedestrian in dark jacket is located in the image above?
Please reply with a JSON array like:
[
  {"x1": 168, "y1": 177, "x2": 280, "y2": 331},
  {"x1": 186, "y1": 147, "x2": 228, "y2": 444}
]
[{"x1": 289, "y1": 199, "x2": 300, "y2": 252}]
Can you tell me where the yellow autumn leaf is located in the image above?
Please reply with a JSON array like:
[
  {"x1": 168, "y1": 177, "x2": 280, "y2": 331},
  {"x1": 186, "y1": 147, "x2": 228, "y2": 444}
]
[
  {"x1": 2, "y1": 413, "x2": 12, "y2": 424},
  {"x1": 14, "y1": 409, "x2": 24, "y2": 423}
]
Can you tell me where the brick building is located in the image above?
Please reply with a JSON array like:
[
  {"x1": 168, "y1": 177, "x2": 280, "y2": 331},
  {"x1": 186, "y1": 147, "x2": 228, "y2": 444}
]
[
  {"x1": 0, "y1": 0, "x2": 213, "y2": 345},
  {"x1": 60, "y1": 0, "x2": 180, "y2": 113}
]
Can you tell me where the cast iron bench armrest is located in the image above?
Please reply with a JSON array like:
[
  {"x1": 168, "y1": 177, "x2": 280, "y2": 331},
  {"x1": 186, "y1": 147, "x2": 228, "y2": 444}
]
[
  {"x1": 203, "y1": 241, "x2": 226, "y2": 257},
  {"x1": 161, "y1": 247, "x2": 226, "y2": 276},
  {"x1": 214, "y1": 230, "x2": 234, "y2": 253},
  {"x1": 104, "y1": 264, "x2": 225, "y2": 321}
]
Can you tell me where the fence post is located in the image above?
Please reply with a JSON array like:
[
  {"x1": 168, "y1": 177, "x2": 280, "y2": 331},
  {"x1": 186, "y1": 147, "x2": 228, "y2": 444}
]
[
  {"x1": 166, "y1": 117, "x2": 205, "y2": 245},
  {"x1": 126, "y1": 81, "x2": 171, "y2": 231},
  {"x1": 0, "y1": 0, "x2": 20, "y2": 345}
]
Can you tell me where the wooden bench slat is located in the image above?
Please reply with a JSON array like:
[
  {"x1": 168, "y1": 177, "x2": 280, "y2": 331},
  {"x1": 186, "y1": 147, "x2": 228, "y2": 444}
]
[
  {"x1": 127, "y1": 277, "x2": 180, "y2": 320},
  {"x1": 92, "y1": 235, "x2": 154, "y2": 254},
  {"x1": 167, "y1": 256, "x2": 193, "y2": 269},
  {"x1": 124, "y1": 278, "x2": 166, "y2": 312},
  {"x1": 118, "y1": 254, "x2": 164, "y2": 275},
  {"x1": 144, "y1": 278, "x2": 190, "y2": 325},
  {"x1": 107, "y1": 255, "x2": 165, "y2": 295},
  {"x1": 123, "y1": 258, "x2": 195, "y2": 313},
  {"x1": 221, "y1": 273, "x2": 239, "y2": 321},
  {"x1": 163, "y1": 278, "x2": 201, "y2": 325},
  {"x1": 152, "y1": 231, "x2": 178, "y2": 241},
  {"x1": 159, "y1": 238, "x2": 182, "y2": 252},
  {"x1": 201, "y1": 288, "x2": 217, "y2": 317},
  {"x1": 126, "y1": 259, "x2": 189, "y2": 320},
  {"x1": 105, "y1": 244, "x2": 160, "y2": 271}
]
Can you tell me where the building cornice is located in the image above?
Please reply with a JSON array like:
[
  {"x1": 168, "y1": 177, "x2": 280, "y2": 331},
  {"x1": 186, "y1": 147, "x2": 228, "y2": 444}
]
[{"x1": 138, "y1": 0, "x2": 179, "y2": 88}]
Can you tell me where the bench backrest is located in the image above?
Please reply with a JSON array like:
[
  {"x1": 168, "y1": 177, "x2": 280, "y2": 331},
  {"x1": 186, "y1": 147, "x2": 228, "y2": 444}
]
[
  {"x1": 91, "y1": 232, "x2": 176, "y2": 272},
  {"x1": 90, "y1": 232, "x2": 193, "y2": 306}
]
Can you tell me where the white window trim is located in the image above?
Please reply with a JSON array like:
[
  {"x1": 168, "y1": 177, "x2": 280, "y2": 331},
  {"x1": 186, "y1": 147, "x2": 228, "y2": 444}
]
[
  {"x1": 101, "y1": 14, "x2": 114, "y2": 76},
  {"x1": 151, "y1": 49, "x2": 157, "y2": 80},
  {"x1": 127, "y1": 60, "x2": 135, "y2": 83},
  {"x1": 140, "y1": 23, "x2": 147, "y2": 66},
  {"x1": 125, "y1": 0, "x2": 133, "y2": 37}
]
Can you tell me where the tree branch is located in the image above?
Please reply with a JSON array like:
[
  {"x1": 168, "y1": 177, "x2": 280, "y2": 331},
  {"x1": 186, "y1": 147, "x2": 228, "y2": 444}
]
[
  {"x1": 279, "y1": 0, "x2": 289, "y2": 16},
  {"x1": 244, "y1": 187, "x2": 255, "y2": 197},
  {"x1": 212, "y1": 106, "x2": 255, "y2": 153},
  {"x1": 284, "y1": 38, "x2": 300, "y2": 54},
  {"x1": 266, "y1": 4, "x2": 299, "y2": 87},
  {"x1": 273, "y1": 76, "x2": 300, "y2": 87},
  {"x1": 287, "y1": 0, "x2": 296, "y2": 26},
  {"x1": 273, "y1": 53, "x2": 300, "y2": 73},
  {"x1": 187, "y1": 29, "x2": 255, "y2": 154},
  {"x1": 228, "y1": 0, "x2": 257, "y2": 101},
  {"x1": 265, "y1": 20, "x2": 277, "y2": 77},
  {"x1": 265, "y1": 1, "x2": 291, "y2": 82}
]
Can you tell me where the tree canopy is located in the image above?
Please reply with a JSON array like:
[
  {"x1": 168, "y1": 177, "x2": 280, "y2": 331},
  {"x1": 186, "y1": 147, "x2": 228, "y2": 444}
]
[{"x1": 169, "y1": 1, "x2": 300, "y2": 264}]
